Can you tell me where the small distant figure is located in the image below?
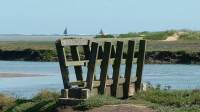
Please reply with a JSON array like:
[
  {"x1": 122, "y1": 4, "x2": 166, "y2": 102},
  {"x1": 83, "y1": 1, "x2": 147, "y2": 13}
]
[
  {"x1": 63, "y1": 27, "x2": 68, "y2": 36},
  {"x1": 99, "y1": 29, "x2": 105, "y2": 36}
]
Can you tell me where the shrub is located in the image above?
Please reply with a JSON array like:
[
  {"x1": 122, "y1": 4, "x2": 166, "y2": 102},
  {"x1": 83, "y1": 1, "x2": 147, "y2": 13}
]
[
  {"x1": 32, "y1": 90, "x2": 59, "y2": 102},
  {"x1": 0, "y1": 94, "x2": 15, "y2": 112}
]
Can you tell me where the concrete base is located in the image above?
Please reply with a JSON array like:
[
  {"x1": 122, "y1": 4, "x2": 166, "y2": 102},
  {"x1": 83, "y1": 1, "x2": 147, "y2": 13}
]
[{"x1": 61, "y1": 88, "x2": 90, "y2": 99}]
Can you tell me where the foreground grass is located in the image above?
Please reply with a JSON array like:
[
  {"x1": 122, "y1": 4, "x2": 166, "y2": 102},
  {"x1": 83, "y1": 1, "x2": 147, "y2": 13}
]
[
  {"x1": 0, "y1": 90, "x2": 59, "y2": 112},
  {"x1": 130, "y1": 89, "x2": 200, "y2": 112},
  {"x1": 1, "y1": 89, "x2": 200, "y2": 112}
]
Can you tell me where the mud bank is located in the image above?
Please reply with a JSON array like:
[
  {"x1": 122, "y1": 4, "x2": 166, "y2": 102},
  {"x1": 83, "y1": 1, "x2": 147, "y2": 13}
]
[{"x1": 0, "y1": 49, "x2": 200, "y2": 64}]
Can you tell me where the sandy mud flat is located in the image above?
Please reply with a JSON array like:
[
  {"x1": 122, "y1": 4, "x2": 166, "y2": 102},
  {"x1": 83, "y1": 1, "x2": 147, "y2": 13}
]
[{"x1": 0, "y1": 73, "x2": 48, "y2": 78}]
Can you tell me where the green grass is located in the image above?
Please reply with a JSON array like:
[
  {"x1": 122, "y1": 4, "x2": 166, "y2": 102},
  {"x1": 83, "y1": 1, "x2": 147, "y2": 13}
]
[
  {"x1": 0, "y1": 90, "x2": 59, "y2": 112},
  {"x1": 128, "y1": 86, "x2": 200, "y2": 112},
  {"x1": 1, "y1": 89, "x2": 200, "y2": 112},
  {"x1": 1, "y1": 40, "x2": 200, "y2": 52},
  {"x1": 179, "y1": 31, "x2": 200, "y2": 40},
  {"x1": 0, "y1": 41, "x2": 55, "y2": 51},
  {"x1": 118, "y1": 30, "x2": 175, "y2": 40}
]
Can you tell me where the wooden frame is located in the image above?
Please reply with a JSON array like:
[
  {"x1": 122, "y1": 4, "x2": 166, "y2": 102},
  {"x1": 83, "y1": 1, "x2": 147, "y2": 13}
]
[{"x1": 56, "y1": 38, "x2": 146, "y2": 100}]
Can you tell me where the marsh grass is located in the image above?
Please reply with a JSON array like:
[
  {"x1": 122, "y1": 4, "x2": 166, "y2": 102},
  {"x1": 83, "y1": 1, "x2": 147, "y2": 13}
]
[
  {"x1": 0, "y1": 94, "x2": 16, "y2": 112},
  {"x1": 2, "y1": 90, "x2": 59, "y2": 112},
  {"x1": 1, "y1": 89, "x2": 200, "y2": 112},
  {"x1": 118, "y1": 30, "x2": 175, "y2": 40},
  {"x1": 129, "y1": 87, "x2": 200, "y2": 112},
  {"x1": 179, "y1": 31, "x2": 200, "y2": 40}
]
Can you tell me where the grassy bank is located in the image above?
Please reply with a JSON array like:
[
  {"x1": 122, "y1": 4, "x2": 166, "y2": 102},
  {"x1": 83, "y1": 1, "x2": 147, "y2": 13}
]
[
  {"x1": 1, "y1": 30, "x2": 200, "y2": 63},
  {"x1": 1, "y1": 40, "x2": 200, "y2": 52},
  {"x1": 1, "y1": 88, "x2": 200, "y2": 112},
  {"x1": 1, "y1": 50, "x2": 200, "y2": 64}
]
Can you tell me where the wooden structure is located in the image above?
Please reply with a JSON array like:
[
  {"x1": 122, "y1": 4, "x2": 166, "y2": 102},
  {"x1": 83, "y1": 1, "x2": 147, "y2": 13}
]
[{"x1": 55, "y1": 38, "x2": 146, "y2": 102}]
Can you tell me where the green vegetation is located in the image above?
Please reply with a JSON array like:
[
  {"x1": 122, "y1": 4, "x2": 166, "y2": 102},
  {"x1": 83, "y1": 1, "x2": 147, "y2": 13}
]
[
  {"x1": 95, "y1": 34, "x2": 115, "y2": 38},
  {"x1": 1, "y1": 88, "x2": 200, "y2": 112},
  {"x1": 179, "y1": 30, "x2": 200, "y2": 40},
  {"x1": 0, "y1": 41, "x2": 55, "y2": 51},
  {"x1": 1, "y1": 40, "x2": 200, "y2": 52},
  {"x1": 131, "y1": 88, "x2": 200, "y2": 112},
  {"x1": 118, "y1": 30, "x2": 175, "y2": 40},
  {"x1": 1, "y1": 30, "x2": 200, "y2": 63},
  {"x1": 0, "y1": 90, "x2": 59, "y2": 112}
]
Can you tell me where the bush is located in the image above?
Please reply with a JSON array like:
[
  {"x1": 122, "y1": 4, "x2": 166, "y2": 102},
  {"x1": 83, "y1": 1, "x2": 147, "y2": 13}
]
[
  {"x1": 32, "y1": 90, "x2": 59, "y2": 102},
  {"x1": 0, "y1": 94, "x2": 15, "y2": 112},
  {"x1": 179, "y1": 31, "x2": 200, "y2": 40},
  {"x1": 133, "y1": 89, "x2": 200, "y2": 107}
]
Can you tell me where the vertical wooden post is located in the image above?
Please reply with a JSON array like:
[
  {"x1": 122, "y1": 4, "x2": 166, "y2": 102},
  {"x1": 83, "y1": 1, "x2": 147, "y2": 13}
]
[
  {"x1": 86, "y1": 42, "x2": 99, "y2": 90},
  {"x1": 55, "y1": 40, "x2": 70, "y2": 89},
  {"x1": 111, "y1": 41, "x2": 124, "y2": 97},
  {"x1": 111, "y1": 45, "x2": 116, "y2": 58},
  {"x1": 135, "y1": 40, "x2": 146, "y2": 92},
  {"x1": 98, "y1": 46, "x2": 104, "y2": 59},
  {"x1": 70, "y1": 46, "x2": 83, "y2": 81},
  {"x1": 99, "y1": 42, "x2": 112, "y2": 94},
  {"x1": 83, "y1": 40, "x2": 91, "y2": 60},
  {"x1": 123, "y1": 40, "x2": 135, "y2": 98}
]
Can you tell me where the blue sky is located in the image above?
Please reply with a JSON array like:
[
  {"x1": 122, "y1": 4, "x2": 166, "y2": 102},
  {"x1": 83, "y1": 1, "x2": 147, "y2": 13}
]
[{"x1": 0, "y1": 0, "x2": 199, "y2": 34}]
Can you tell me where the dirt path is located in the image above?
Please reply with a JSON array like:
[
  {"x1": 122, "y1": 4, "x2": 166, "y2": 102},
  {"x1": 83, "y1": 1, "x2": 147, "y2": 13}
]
[
  {"x1": 163, "y1": 32, "x2": 184, "y2": 41},
  {"x1": 56, "y1": 104, "x2": 154, "y2": 112}
]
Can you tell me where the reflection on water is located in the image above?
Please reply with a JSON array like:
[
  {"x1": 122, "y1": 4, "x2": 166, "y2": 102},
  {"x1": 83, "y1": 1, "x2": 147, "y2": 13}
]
[{"x1": 0, "y1": 61, "x2": 200, "y2": 98}]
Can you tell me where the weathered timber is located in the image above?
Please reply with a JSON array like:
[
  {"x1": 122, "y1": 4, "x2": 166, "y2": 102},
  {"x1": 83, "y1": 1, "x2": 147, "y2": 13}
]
[
  {"x1": 112, "y1": 41, "x2": 124, "y2": 97},
  {"x1": 111, "y1": 45, "x2": 116, "y2": 58},
  {"x1": 70, "y1": 46, "x2": 83, "y2": 81},
  {"x1": 55, "y1": 40, "x2": 70, "y2": 89},
  {"x1": 56, "y1": 38, "x2": 146, "y2": 101},
  {"x1": 99, "y1": 42, "x2": 112, "y2": 94},
  {"x1": 70, "y1": 78, "x2": 137, "y2": 88},
  {"x1": 123, "y1": 40, "x2": 135, "y2": 98},
  {"x1": 61, "y1": 38, "x2": 89, "y2": 46},
  {"x1": 83, "y1": 40, "x2": 91, "y2": 60},
  {"x1": 135, "y1": 40, "x2": 146, "y2": 92},
  {"x1": 86, "y1": 42, "x2": 99, "y2": 90},
  {"x1": 98, "y1": 46, "x2": 104, "y2": 59},
  {"x1": 65, "y1": 58, "x2": 137, "y2": 67}
]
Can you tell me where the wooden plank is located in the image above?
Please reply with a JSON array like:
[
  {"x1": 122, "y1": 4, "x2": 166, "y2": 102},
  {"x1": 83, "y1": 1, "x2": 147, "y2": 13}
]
[
  {"x1": 61, "y1": 38, "x2": 137, "y2": 46},
  {"x1": 98, "y1": 46, "x2": 104, "y2": 59},
  {"x1": 65, "y1": 61, "x2": 86, "y2": 66},
  {"x1": 111, "y1": 41, "x2": 124, "y2": 97},
  {"x1": 123, "y1": 40, "x2": 135, "y2": 98},
  {"x1": 61, "y1": 38, "x2": 89, "y2": 46},
  {"x1": 86, "y1": 42, "x2": 99, "y2": 90},
  {"x1": 83, "y1": 40, "x2": 91, "y2": 60},
  {"x1": 99, "y1": 42, "x2": 112, "y2": 94},
  {"x1": 55, "y1": 39, "x2": 70, "y2": 89},
  {"x1": 70, "y1": 78, "x2": 137, "y2": 87},
  {"x1": 70, "y1": 46, "x2": 83, "y2": 81},
  {"x1": 135, "y1": 40, "x2": 146, "y2": 92},
  {"x1": 65, "y1": 58, "x2": 137, "y2": 67},
  {"x1": 111, "y1": 45, "x2": 116, "y2": 58}
]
